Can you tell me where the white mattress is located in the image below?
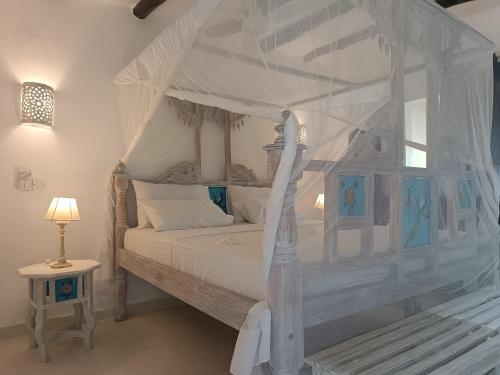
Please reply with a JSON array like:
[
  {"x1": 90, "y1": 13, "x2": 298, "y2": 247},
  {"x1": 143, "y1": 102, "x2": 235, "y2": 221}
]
[
  {"x1": 125, "y1": 223, "x2": 454, "y2": 301},
  {"x1": 124, "y1": 220, "x2": 324, "y2": 301}
]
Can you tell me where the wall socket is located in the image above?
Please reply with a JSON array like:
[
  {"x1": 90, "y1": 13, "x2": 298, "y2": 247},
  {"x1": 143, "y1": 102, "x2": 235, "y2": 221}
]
[{"x1": 33, "y1": 179, "x2": 46, "y2": 191}]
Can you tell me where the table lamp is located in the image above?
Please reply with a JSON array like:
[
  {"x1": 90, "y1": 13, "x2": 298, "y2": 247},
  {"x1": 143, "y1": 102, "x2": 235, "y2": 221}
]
[
  {"x1": 43, "y1": 197, "x2": 80, "y2": 268},
  {"x1": 315, "y1": 194, "x2": 325, "y2": 213}
]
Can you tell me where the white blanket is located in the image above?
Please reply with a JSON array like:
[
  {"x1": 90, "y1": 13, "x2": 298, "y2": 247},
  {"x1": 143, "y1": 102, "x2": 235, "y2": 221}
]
[{"x1": 124, "y1": 220, "x2": 324, "y2": 301}]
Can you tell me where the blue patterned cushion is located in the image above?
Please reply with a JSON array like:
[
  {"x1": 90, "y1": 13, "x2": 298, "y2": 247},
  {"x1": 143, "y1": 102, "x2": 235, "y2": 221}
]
[{"x1": 209, "y1": 186, "x2": 228, "y2": 213}]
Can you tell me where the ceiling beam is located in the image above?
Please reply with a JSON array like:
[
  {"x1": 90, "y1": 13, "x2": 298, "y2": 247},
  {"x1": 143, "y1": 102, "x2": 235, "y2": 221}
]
[
  {"x1": 303, "y1": 26, "x2": 377, "y2": 62},
  {"x1": 289, "y1": 44, "x2": 482, "y2": 108},
  {"x1": 193, "y1": 42, "x2": 360, "y2": 88},
  {"x1": 436, "y1": 0, "x2": 476, "y2": 8},
  {"x1": 259, "y1": 0, "x2": 356, "y2": 53},
  {"x1": 133, "y1": 0, "x2": 167, "y2": 19}
]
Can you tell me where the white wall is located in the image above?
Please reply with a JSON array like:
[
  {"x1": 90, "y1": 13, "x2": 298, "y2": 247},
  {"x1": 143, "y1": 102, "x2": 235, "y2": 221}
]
[
  {"x1": 0, "y1": 0, "x2": 276, "y2": 328},
  {"x1": 450, "y1": 0, "x2": 500, "y2": 51},
  {"x1": 126, "y1": 101, "x2": 277, "y2": 181},
  {"x1": 0, "y1": 0, "x2": 196, "y2": 328},
  {"x1": 232, "y1": 116, "x2": 277, "y2": 181}
]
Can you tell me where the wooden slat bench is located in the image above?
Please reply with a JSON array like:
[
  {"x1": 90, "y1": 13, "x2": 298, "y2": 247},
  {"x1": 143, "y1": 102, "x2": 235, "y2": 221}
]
[{"x1": 305, "y1": 287, "x2": 500, "y2": 375}]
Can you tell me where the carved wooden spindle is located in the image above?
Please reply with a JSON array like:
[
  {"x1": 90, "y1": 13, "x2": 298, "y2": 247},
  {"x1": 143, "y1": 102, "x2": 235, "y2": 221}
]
[
  {"x1": 225, "y1": 111, "x2": 232, "y2": 183},
  {"x1": 268, "y1": 111, "x2": 305, "y2": 375},
  {"x1": 194, "y1": 104, "x2": 203, "y2": 183},
  {"x1": 113, "y1": 162, "x2": 129, "y2": 321}
]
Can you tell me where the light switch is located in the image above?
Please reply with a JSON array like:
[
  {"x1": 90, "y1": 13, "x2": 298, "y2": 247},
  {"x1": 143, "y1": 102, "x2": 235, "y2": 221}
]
[{"x1": 17, "y1": 168, "x2": 33, "y2": 191}]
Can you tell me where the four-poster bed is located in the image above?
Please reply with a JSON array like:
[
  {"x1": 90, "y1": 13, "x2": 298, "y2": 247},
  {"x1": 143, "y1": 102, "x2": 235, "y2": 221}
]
[{"x1": 109, "y1": 0, "x2": 500, "y2": 374}]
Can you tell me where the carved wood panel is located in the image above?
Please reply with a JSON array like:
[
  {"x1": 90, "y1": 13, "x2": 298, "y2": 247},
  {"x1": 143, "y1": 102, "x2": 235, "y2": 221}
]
[{"x1": 167, "y1": 97, "x2": 248, "y2": 183}]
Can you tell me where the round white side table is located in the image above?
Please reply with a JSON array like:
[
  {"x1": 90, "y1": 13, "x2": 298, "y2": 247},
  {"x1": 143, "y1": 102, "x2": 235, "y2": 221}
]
[{"x1": 17, "y1": 260, "x2": 101, "y2": 362}]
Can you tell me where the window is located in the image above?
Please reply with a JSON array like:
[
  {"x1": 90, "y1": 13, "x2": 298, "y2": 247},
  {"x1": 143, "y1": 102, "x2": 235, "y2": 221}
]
[{"x1": 404, "y1": 97, "x2": 427, "y2": 168}]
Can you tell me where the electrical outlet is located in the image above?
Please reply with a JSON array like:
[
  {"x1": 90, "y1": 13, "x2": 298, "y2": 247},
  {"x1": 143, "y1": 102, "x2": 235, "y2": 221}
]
[{"x1": 33, "y1": 179, "x2": 45, "y2": 191}]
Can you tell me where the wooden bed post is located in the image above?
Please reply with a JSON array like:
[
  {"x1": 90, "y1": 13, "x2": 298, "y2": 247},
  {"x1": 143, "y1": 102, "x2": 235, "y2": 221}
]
[
  {"x1": 263, "y1": 121, "x2": 286, "y2": 183},
  {"x1": 267, "y1": 111, "x2": 304, "y2": 375},
  {"x1": 113, "y1": 162, "x2": 129, "y2": 321}
]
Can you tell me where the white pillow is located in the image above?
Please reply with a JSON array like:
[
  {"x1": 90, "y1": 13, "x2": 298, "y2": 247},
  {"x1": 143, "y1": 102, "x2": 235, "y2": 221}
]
[
  {"x1": 132, "y1": 180, "x2": 209, "y2": 228},
  {"x1": 232, "y1": 197, "x2": 268, "y2": 224},
  {"x1": 141, "y1": 199, "x2": 234, "y2": 232},
  {"x1": 228, "y1": 185, "x2": 271, "y2": 222}
]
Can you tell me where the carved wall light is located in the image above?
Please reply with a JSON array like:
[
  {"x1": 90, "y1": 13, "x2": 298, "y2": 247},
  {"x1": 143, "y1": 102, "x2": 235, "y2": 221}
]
[
  {"x1": 20, "y1": 82, "x2": 55, "y2": 129},
  {"x1": 298, "y1": 124, "x2": 308, "y2": 146}
]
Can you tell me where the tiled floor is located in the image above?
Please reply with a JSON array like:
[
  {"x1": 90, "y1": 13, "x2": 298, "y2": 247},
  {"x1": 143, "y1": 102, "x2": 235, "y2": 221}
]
[{"x1": 0, "y1": 305, "x2": 238, "y2": 375}]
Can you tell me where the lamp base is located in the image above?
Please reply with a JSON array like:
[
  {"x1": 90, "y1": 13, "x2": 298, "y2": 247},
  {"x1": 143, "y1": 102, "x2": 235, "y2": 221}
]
[{"x1": 50, "y1": 261, "x2": 72, "y2": 269}]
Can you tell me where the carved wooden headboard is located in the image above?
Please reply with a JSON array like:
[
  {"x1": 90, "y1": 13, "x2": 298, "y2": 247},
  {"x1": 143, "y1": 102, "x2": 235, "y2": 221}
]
[{"x1": 156, "y1": 160, "x2": 265, "y2": 187}]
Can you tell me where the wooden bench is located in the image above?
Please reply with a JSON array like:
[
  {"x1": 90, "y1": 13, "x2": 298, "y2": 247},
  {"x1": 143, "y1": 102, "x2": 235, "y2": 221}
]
[{"x1": 305, "y1": 287, "x2": 500, "y2": 375}]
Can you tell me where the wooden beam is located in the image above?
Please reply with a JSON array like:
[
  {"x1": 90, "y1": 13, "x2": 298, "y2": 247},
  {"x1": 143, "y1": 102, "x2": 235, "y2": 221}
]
[
  {"x1": 168, "y1": 85, "x2": 283, "y2": 109},
  {"x1": 133, "y1": 0, "x2": 167, "y2": 19},
  {"x1": 259, "y1": 0, "x2": 356, "y2": 53},
  {"x1": 193, "y1": 42, "x2": 359, "y2": 88},
  {"x1": 436, "y1": 0, "x2": 476, "y2": 8},
  {"x1": 303, "y1": 26, "x2": 377, "y2": 62},
  {"x1": 288, "y1": 43, "x2": 482, "y2": 108}
]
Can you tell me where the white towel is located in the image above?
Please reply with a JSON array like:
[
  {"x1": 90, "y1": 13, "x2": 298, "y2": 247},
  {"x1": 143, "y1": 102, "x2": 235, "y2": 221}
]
[{"x1": 230, "y1": 302, "x2": 271, "y2": 375}]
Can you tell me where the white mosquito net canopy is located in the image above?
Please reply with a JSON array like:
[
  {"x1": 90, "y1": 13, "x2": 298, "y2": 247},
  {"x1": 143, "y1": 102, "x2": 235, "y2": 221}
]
[{"x1": 113, "y1": 0, "x2": 499, "y2": 373}]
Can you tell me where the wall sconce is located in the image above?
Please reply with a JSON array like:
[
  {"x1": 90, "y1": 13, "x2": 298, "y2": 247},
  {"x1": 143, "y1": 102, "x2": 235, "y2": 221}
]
[
  {"x1": 298, "y1": 124, "x2": 308, "y2": 145},
  {"x1": 21, "y1": 82, "x2": 55, "y2": 129},
  {"x1": 315, "y1": 193, "x2": 325, "y2": 211}
]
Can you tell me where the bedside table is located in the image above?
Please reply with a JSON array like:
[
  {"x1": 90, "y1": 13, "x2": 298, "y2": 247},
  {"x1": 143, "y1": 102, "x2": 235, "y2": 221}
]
[{"x1": 17, "y1": 260, "x2": 101, "y2": 362}]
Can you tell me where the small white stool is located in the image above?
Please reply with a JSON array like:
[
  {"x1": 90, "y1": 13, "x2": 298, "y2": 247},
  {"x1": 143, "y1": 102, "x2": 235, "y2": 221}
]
[{"x1": 17, "y1": 260, "x2": 101, "y2": 362}]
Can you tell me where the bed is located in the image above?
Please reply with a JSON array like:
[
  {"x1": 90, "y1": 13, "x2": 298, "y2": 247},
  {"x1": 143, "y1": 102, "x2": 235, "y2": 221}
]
[
  {"x1": 123, "y1": 220, "x2": 431, "y2": 302},
  {"x1": 124, "y1": 221, "x2": 323, "y2": 302},
  {"x1": 113, "y1": 111, "x2": 496, "y2": 343},
  {"x1": 110, "y1": 1, "x2": 500, "y2": 374}
]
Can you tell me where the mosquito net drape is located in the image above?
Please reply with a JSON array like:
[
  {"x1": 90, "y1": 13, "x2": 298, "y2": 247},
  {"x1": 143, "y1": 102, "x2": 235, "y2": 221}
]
[{"x1": 112, "y1": 0, "x2": 499, "y2": 374}]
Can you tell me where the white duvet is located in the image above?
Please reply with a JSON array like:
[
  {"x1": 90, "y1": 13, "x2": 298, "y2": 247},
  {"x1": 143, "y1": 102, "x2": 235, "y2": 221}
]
[{"x1": 124, "y1": 220, "x2": 324, "y2": 301}]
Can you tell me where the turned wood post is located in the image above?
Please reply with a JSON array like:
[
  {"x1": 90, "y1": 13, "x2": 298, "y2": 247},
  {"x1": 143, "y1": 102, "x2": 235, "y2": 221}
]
[
  {"x1": 113, "y1": 162, "x2": 129, "y2": 321},
  {"x1": 267, "y1": 111, "x2": 305, "y2": 375},
  {"x1": 263, "y1": 120, "x2": 286, "y2": 182}
]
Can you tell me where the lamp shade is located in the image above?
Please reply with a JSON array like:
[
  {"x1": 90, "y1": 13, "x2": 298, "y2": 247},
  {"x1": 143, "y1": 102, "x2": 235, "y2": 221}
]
[
  {"x1": 44, "y1": 198, "x2": 80, "y2": 222},
  {"x1": 21, "y1": 82, "x2": 55, "y2": 128},
  {"x1": 315, "y1": 194, "x2": 325, "y2": 210}
]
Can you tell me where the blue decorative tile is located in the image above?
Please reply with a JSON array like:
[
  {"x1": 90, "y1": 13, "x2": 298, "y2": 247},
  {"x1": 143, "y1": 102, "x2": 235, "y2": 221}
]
[
  {"x1": 339, "y1": 175, "x2": 365, "y2": 217},
  {"x1": 403, "y1": 177, "x2": 431, "y2": 249},
  {"x1": 209, "y1": 186, "x2": 228, "y2": 213},
  {"x1": 458, "y1": 179, "x2": 472, "y2": 209},
  {"x1": 55, "y1": 277, "x2": 78, "y2": 302}
]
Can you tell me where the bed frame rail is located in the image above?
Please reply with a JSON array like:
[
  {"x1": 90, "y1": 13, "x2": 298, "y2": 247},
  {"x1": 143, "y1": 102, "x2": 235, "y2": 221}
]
[{"x1": 119, "y1": 247, "x2": 256, "y2": 329}]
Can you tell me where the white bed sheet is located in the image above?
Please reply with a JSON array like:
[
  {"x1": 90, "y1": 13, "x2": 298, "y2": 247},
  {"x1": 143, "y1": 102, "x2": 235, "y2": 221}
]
[
  {"x1": 125, "y1": 220, "x2": 323, "y2": 301},
  {"x1": 124, "y1": 221, "x2": 407, "y2": 301}
]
